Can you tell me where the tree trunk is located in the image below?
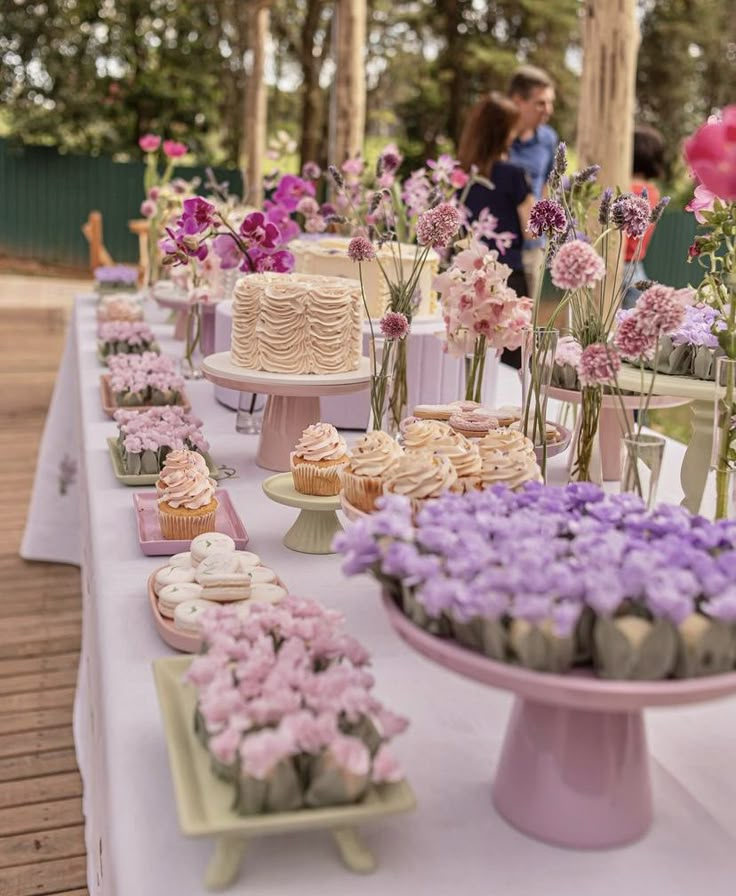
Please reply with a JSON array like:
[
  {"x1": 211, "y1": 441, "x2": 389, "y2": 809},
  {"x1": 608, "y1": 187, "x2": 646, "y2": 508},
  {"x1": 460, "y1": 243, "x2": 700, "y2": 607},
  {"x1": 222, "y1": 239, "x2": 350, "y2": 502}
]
[
  {"x1": 299, "y1": 0, "x2": 327, "y2": 170},
  {"x1": 443, "y1": 0, "x2": 466, "y2": 146},
  {"x1": 331, "y1": 0, "x2": 367, "y2": 165},
  {"x1": 576, "y1": 0, "x2": 639, "y2": 308},
  {"x1": 242, "y1": 3, "x2": 270, "y2": 205}
]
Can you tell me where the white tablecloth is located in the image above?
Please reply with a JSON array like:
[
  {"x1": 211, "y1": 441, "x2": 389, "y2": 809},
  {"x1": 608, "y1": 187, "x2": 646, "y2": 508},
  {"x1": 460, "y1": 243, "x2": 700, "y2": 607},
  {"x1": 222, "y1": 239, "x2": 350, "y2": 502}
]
[{"x1": 20, "y1": 296, "x2": 736, "y2": 896}]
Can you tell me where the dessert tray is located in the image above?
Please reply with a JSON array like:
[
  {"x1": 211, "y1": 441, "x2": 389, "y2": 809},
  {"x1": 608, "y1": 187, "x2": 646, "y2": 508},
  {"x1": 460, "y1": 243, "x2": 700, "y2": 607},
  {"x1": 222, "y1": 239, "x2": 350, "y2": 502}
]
[
  {"x1": 262, "y1": 472, "x2": 344, "y2": 554},
  {"x1": 533, "y1": 422, "x2": 571, "y2": 462},
  {"x1": 133, "y1": 490, "x2": 248, "y2": 556},
  {"x1": 107, "y1": 438, "x2": 221, "y2": 487},
  {"x1": 100, "y1": 374, "x2": 191, "y2": 419},
  {"x1": 153, "y1": 655, "x2": 416, "y2": 889},
  {"x1": 381, "y1": 591, "x2": 736, "y2": 850}
]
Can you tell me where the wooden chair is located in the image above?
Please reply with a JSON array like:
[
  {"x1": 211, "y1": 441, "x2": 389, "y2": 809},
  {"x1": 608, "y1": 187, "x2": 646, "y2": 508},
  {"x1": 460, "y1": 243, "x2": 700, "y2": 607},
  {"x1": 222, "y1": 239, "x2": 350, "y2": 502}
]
[{"x1": 81, "y1": 211, "x2": 114, "y2": 271}]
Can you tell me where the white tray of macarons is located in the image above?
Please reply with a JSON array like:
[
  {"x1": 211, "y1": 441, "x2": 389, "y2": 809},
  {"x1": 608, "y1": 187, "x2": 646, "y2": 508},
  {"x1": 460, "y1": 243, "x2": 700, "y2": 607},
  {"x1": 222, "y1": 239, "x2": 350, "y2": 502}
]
[{"x1": 147, "y1": 532, "x2": 288, "y2": 652}]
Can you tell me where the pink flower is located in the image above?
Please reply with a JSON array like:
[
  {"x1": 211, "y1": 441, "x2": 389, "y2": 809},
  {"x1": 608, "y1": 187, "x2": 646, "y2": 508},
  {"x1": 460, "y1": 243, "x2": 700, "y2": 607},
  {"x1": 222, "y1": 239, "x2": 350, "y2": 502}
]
[
  {"x1": 577, "y1": 343, "x2": 621, "y2": 387},
  {"x1": 301, "y1": 161, "x2": 321, "y2": 179},
  {"x1": 163, "y1": 139, "x2": 188, "y2": 159},
  {"x1": 610, "y1": 193, "x2": 652, "y2": 239},
  {"x1": 239, "y1": 211, "x2": 281, "y2": 249},
  {"x1": 416, "y1": 202, "x2": 461, "y2": 248},
  {"x1": 348, "y1": 235, "x2": 376, "y2": 262},
  {"x1": 328, "y1": 734, "x2": 370, "y2": 777},
  {"x1": 635, "y1": 284, "x2": 688, "y2": 335},
  {"x1": 138, "y1": 134, "x2": 161, "y2": 153},
  {"x1": 614, "y1": 314, "x2": 657, "y2": 360},
  {"x1": 555, "y1": 335, "x2": 583, "y2": 369},
  {"x1": 239, "y1": 728, "x2": 295, "y2": 779},
  {"x1": 684, "y1": 105, "x2": 736, "y2": 201},
  {"x1": 250, "y1": 248, "x2": 295, "y2": 274},
  {"x1": 296, "y1": 196, "x2": 319, "y2": 217},
  {"x1": 371, "y1": 744, "x2": 404, "y2": 783},
  {"x1": 550, "y1": 240, "x2": 606, "y2": 290},
  {"x1": 685, "y1": 184, "x2": 718, "y2": 224},
  {"x1": 212, "y1": 233, "x2": 241, "y2": 270},
  {"x1": 341, "y1": 156, "x2": 365, "y2": 177},
  {"x1": 379, "y1": 312, "x2": 410, "y2": 340},
  {"x1": 140, "y1": 199, "x2": 156, "y2": 218},
  {"x1": 450, "y1": 168, "x2": 470, "y2": 189},
  {"x1": 528, "y1": 199, "x2": 567, "y2": 237},
  {"x1": 273, "y1": 174, "x2": 315, "y2": 211},
  {"x1": 304, "y1": 215, "x2": 326, "y2": 234}
]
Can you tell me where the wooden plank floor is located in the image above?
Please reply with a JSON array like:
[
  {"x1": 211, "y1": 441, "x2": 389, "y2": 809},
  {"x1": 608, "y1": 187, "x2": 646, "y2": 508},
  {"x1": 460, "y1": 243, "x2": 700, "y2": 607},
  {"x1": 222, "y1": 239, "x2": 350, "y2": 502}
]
[{"x1": 0, "y1": 305, "x2": 88, "y2": 895}]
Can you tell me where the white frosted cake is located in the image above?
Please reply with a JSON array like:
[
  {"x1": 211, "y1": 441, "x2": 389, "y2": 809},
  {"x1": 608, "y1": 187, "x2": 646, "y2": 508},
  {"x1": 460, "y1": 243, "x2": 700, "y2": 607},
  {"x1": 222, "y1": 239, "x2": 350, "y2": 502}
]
[
  {"x1": 289, "y1": 236, "x2": 440, "y2": 319},
  {"x1": 231, "y1": 272, "x2": 363, "y2": 374}
]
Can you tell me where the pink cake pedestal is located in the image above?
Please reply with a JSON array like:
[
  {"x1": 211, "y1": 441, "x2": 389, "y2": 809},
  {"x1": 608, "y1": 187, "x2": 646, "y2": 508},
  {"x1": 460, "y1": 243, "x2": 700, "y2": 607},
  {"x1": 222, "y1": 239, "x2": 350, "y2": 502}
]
[
  {"x1": 547, "y1": 386, "x2": 689, "y2": 482},
  {"x1": 202, "y1": 352, "x2": 371, "y2": 471},
  {"x1": 381, "y1": 592, "x2": 736, "y2": 850}
]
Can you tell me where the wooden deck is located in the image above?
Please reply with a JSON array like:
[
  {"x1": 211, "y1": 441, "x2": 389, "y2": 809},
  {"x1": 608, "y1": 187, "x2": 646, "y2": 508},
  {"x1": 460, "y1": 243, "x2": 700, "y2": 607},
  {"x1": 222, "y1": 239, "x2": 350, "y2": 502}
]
[{"x1": 0, "y1": 304, "x2": 87, "y2": 895}]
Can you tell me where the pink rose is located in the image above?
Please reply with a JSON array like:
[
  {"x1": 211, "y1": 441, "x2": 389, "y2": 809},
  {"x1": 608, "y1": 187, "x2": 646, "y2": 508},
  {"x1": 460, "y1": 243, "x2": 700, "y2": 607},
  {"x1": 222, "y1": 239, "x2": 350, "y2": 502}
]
[
  {"x1": 685, "y1": 183, "x2": 717, "y2": 224},
  {"x1": 684, "y1": 105, "x2": 736, "y2": 201},
  {"x1": 163, "y1": 140, "x2": 188, "y2": 159},
  {"x1": 138, "y1": 134, "x2": 161, "y2": 153}
]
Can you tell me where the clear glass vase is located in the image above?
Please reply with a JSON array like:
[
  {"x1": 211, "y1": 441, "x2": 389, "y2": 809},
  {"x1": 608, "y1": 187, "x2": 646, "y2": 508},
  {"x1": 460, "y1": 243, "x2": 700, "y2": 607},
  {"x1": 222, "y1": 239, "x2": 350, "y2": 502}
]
[
  {"x1": 621, "y1": 432, "x2": 665, "y2": 509},
  {"x1": 569, "y1": 385, "x2": 603, "y2": 483},
  {"x1": 180, "y1": 302, "x2": 204, "y2": 380},
  {"x1": 236, "y1": 390, "x2": 263, "y2": 435},
  {"x1": 520, "y1": 326, "x2": 558, "y2": 476},
  {"x1": 711, "y1": 356, "x2": 736, "y2": 519}
]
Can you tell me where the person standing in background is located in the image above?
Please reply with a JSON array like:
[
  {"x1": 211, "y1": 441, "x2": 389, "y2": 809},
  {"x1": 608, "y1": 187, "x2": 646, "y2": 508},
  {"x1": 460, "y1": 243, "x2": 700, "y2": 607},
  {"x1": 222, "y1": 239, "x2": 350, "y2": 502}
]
[
  {"x1": 507, "y1": 65, "x2": 557, "y2": 299},
  {"x1": 622, "y1": 125, "x2": 665, "y2": 308}
]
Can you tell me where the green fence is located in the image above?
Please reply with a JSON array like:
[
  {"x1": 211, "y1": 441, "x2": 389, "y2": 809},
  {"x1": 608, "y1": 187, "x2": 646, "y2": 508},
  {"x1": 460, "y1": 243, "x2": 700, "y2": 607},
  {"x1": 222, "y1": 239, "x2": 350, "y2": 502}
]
[{"x1": 0, "y1": 138, "x2": 242, "y2": 269}]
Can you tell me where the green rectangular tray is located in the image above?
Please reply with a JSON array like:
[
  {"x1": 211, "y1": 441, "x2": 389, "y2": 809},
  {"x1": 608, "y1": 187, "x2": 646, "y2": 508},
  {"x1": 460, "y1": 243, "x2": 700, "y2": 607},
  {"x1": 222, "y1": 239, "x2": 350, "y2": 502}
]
[{"x1": 106, "y1": 438, "x2": 219, "y2": 487}]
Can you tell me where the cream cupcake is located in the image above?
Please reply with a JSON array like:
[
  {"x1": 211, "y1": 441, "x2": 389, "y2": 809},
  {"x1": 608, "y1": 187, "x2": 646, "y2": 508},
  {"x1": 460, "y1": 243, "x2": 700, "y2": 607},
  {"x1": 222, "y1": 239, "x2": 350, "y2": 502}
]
[
  {"x1": 341, "y1": 430, "x2": 403, "y2": 512},
  {"x1": 510, "y1": 420, "x2": 561, "y2": 444},
  {"x1": 442, "y1": 437, "x2": 482, "y2": 493},
  {"x1": 156, "y1": 449, "x2": 210, "y2": 497},
  {"x1": 401, "y1": 419, "x2": 455, "y2": 451},
  {"x1": 479, "y1": 428, "x2": 536, "y2": 458},
  {"x1": 403, "y1": 422, "x2": 481, "y2": 494},
  {"x1": 290, "y1": 423, "x2": 350, "y2": 496},
  {"x1": 157, "y1": 467, "x2": 219, "y2": 540},
  {"x1": 478, "y1": 447, "x2": 543, "y2": 491},
  {"x1": 448, "y1": 408, "x2": 498, "y2": 439},
  {"x1": 382, "y1": 451, "x2": 458, "y2": 512}
]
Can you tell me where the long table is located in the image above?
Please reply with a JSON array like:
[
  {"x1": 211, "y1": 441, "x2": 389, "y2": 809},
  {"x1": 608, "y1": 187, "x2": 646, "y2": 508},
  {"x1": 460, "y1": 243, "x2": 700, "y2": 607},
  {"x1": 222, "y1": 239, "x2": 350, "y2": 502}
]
[{"x1": 21, "y1": 296, "x2": 736, "y2": 895}]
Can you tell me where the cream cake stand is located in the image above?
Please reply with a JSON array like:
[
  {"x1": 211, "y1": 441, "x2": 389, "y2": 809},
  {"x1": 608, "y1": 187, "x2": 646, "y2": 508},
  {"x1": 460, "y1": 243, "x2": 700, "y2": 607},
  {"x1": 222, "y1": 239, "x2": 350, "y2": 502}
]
[
  {"x1": 616, "y1": 366, "x2": 723, "y2": 513},
  {"x1": 203, "y1": 353, "x2": 371, "y2": 471}
]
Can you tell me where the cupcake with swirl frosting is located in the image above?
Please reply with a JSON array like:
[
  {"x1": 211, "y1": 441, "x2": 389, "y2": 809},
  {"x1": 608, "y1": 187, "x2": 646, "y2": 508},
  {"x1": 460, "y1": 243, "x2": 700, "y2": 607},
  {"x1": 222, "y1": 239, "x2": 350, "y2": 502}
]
[
  {"x1": 157, "y1": 462, "x2": 219, "y2": 540},
  {"x1": 290, "y1": 423, "x2": 350, "y2": 496},
  {"x1": 478, "y1": 445, "x2": 542, "y2": 492},
  {"x1": 340, "y1": 431, "x2": 404, "y2": 512},
  {"x1": 401, "y1": 419, "x2": 454, "y2": 452},
  {"x1": 478, "y1": 428, "x2": 535, "y2": 458},
  {"x1": 382, "y1": 451, "x2": 458, "y2": 512},
  {"x1": 156, "y1": 448, "x2": 211, "y2": 497},
  {"x1": 403, "y1": 423, "x2": 481, "y2": 494}
]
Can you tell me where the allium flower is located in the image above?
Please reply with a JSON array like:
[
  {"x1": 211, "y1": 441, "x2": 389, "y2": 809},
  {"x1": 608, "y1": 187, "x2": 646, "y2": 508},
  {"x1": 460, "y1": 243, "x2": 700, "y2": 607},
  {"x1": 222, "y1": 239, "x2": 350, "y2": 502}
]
[
  {"x1": 635, "y1": 284, "x2": 688, "y2": 335},
  {"x1": 415, "y1": 202, "x2": 460, "y2": 248},
  {"x1": 610, "y1": 193, "x2": 651, "y2": 239},
  {"x1": 549, "y1": 239, "x2": 606, "y2": 290},
  {"x1": 613, "y1": 313, "x2": 657, "y2": 360},
  {"x1": 139, "y1": 134, "x2": 161, "y2": 153},
  {"x1": 527, "y1": 199, "x2": 567, "y2": 237},
  {"x1": 577, "y1": 343, "x2": 621, "y2": 387},
  {"x1": 162, "y1": 139, "x2": 188, "y2": 159},
  {"x1": 347, "y1": 235, "x2": 376, "y2": 263},
  {"x1": 301, "y1": 161, "x2": 321, "y2": 179},
  {"x1": 684, "y1": 105, "x2": 736, "y2": 201},
  {"x1": 379, "y1": 144, "x2": 402, "y2": 174},
  {"x1": 379, "y1": 311, "x2": 410, "y2": 341}
]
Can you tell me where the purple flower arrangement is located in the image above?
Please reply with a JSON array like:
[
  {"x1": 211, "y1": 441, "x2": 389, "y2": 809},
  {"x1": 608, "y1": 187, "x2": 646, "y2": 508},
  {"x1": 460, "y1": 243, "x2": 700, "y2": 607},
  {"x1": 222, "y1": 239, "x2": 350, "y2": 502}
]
[
  {"x1": 114, "y1": 406, "x2": 209, "y2": 475},
  {"x1": 184, "y1": 596, "x2": 408, "y2": 814},
  {"x1": 97, "y1": 321, "x2": 159, "y2": 362},
  {"x1": 107, "y1": 352, "x2": 184, "y2": 407},
  {"x1": 335, "y1": 484, "x2": 736, "y2": 680},
  {"x1": 93, "y1": 265, "x2": 139, "y2": 292}
]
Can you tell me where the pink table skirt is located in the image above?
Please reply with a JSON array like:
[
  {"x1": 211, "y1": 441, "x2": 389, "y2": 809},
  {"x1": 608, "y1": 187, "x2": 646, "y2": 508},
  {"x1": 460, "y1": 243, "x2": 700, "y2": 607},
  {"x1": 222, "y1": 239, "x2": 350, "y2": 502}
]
[{"x1": 213, "y1": 302, "x2": 499, "y2": 429}]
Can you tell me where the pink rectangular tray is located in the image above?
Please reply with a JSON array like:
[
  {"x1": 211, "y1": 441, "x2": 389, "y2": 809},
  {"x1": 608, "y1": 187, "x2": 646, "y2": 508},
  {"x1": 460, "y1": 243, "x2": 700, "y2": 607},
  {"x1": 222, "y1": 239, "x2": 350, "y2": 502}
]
[
  {"x1": 133, "y1": 489, "x2": 248, "y2": 556},
  {"x1": 100, "y1": 374, "x2": 191, "y2": 419}
]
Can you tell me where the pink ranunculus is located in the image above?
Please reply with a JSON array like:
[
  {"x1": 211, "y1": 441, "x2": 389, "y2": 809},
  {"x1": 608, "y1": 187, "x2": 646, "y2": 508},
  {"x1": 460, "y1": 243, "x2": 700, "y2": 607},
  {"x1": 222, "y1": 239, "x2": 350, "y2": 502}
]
[
  {"x1": 684, "y1": 105, "x2": 736, "y2": 201},
  {"x1": 685, "y1": 184, "x2": 718, "y2": 224},
  {"x1": 162, "y1": 139, "x2": 188, "y2": 159},
  {"x1": 138, "y1": 134, "x2": 161, "y2": 153}
]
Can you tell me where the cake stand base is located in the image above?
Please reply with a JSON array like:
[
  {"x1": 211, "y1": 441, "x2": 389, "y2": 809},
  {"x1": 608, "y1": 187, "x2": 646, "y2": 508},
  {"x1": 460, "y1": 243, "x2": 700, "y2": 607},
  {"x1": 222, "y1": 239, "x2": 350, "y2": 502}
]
[
  {"x1": 262, "y1": 473, "x2": 344, "y2": 554},
  {"x1": 492, "y1": 697, "x2": 651, "y2": 849},
  {"x1": 258, "y1": 396, "x2": 320, "y2": 471}
]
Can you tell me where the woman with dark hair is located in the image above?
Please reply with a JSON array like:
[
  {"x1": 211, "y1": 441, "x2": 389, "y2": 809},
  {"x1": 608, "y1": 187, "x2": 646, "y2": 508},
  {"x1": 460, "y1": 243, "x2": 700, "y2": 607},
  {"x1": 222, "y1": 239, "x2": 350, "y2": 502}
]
[
  {"x1": 623, "y1": 125, "x2": 665, "y2": 308},
  {"x1": 457, "y1": 91, "x2": 534, "y2": 366}
]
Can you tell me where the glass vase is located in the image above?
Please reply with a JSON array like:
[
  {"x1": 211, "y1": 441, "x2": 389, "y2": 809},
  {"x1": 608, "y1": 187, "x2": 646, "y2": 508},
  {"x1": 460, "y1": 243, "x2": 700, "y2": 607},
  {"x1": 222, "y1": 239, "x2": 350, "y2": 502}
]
[
  {"x1": 236, "y1": 391, "x2": 263, "y2": 435},
  {"x1": 464, "y1": 335, "x2": 488, "y2": 403},
  {"x1": 367, "y1": 373, "x2": 392, "y2": 433},
  {"x1": 621, "y1": 432, "x2": 665, "y2": 509},
  {"x1": 181, "y1": 302, "x2": 204, "y2": 380},
  {"x1": 569, "y1": 385, "x2": 603, "y2": 483},
  {"x1": 520, "y1": 326, "x2": 558, "y2": 476},
  {"x1": 712, "y1": 356, "x2": 736, "y2": 519},
  {"x1": 388, "y1": 336, "x2": 408, "y2": 432}
]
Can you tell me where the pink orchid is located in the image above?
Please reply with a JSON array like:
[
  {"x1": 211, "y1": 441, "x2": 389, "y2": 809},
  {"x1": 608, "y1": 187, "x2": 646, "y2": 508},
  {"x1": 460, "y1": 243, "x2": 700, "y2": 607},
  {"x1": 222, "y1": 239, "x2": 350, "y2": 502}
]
[
  {"x1": 138, "y1": 134, "x2": 161, "y2": 153},
  {"x1": 163, "y1": 139, "x2": 188, "y2": 159},
  {"x1": 684, "y1": 105, "x2": 736, "y2": 201},
  {"x1": 685, "y1": 184, "x2": 718, "y2": 223}
]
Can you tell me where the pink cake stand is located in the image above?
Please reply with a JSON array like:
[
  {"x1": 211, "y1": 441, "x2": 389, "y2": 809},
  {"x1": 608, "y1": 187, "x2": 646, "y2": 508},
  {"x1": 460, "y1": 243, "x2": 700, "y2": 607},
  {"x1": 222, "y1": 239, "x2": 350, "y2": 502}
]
[
  {"x1": 547, "y1": 385, "x2": 689, "y2": 481},
  {"x1": 202, "y1": 352, "x2": 372, "y2": 471},
  {"x1": 381, "y1": 592, "x2": 736, "y2": 850}
]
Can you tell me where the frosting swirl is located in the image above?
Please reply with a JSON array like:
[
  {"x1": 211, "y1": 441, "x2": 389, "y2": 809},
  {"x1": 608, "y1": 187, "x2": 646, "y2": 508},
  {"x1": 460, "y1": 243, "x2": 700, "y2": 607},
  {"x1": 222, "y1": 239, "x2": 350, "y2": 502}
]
[
  {"x1": 479, "y1": 448, "x2": 542, "y2": 491},
  {"x1": 159, "y1": 468, "x2": 217, "y2": 509},
  {"x1": 293, "y1": 423, "x2": 348, "y2": 462},
  {"x1": 402, "y1": 419, "x2": 455, "y2": 452},
  {"x1": 346, "y1": 431, "x2": 403, "y2": 477},
  {"x1": 383, "y1": 451, "x2": 458, "y2": 500},
  {"x1": 479, "y1": 428, "x2": 535, "y2": 457}
]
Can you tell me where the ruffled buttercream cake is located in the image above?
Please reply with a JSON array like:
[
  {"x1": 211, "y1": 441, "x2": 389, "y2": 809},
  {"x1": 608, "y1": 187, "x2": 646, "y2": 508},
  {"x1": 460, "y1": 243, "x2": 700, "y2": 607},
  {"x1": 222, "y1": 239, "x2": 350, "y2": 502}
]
[{"x1": 231, "y1": 273, "x2": 363, "y2": 374}]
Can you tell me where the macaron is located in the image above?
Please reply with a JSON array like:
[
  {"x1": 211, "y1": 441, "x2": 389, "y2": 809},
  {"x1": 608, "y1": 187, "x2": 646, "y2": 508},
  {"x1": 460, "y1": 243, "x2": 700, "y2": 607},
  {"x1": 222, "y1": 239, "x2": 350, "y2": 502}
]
[
  {"x1": 195, "y1": 552, "x2": 252, "y2": 601},
  {"x1": 250, "y1": 583, "x2": 288, "y2": 604},
  {"x1": 169, "y1": 551, "x2": 193, "y2": 569},
  {"x1": 244, "y1": 566, "x2": 278, "y2": 585},
  {"x1": 190, "y1": 532, "x2": 236, "y2": 564},
  {"x1": 233, "y1": 551, "x2": 262, "y2": 570},
  {"x1": 173, "y1": 598, "x2": 219, "y2": 634},
  {"x1": 154, "y1": 565, "x2": 196, "y2": 596},
  {"x1": 157, "y1": 581, "x2": 204, "y2": 618}
]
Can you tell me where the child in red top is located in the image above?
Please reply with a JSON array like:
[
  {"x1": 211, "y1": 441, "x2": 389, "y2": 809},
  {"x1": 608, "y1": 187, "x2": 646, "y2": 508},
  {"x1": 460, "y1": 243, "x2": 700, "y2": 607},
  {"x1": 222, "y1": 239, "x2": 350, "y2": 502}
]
[{"x1": 623, "y1": 127, "x2": 665, "y2": 308}]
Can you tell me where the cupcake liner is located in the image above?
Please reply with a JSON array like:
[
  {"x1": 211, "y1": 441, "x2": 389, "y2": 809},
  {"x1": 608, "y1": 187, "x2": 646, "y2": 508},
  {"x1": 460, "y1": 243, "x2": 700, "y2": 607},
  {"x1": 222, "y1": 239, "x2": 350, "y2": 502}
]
[
  {"x1": 158, "y1": 502, "x2": 218, "y2": 540},
  {"x1": 291, "y1": 456, "x2": 346, "y2": 496},
  {"x1": 340, "y1": 469, "x2": 384, "y2": 512}
]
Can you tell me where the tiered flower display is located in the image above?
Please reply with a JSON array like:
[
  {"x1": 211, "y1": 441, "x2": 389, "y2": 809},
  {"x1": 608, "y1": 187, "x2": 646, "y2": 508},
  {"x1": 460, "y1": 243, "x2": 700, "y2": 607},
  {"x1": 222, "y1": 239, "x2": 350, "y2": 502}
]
[
  {"x1": 107, "y1": 352, "x2": 184, "y2": 407},
  {"x1": 97, "y1": 321, "x2": 159, "y2": 362},
  {"x1": 185, "y1": 596, "x2": 408, "y2": 814},
  {"x1": 114, "y1": 406, "x2": 209, "y2": 475}
]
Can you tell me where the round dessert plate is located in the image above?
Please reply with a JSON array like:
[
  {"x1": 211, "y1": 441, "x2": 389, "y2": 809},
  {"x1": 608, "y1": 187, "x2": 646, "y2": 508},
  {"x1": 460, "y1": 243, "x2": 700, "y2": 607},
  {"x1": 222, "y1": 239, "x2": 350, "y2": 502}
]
[
  {"x1": 339, "y1": 492, "x2": 369, "y2": 521},
  {"x1": 262, "y1": 473, "x2": 343, "y2": 554},
  {"x1": 533, "y1": 422, "x2": 571, "y2": 462},
  {"x1": 381, "y1": 592, "x2": 736, "y2": 850},
  {"x1": 148, "y1": 567, "x2": 289, "y2": 653}
]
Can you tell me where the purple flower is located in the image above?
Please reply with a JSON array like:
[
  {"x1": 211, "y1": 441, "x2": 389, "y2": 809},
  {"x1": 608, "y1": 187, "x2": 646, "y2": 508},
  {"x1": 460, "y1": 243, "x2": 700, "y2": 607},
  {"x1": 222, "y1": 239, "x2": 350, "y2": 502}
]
[
  {"x1": 273, "y1": 174, "x2": 315, "y2": 212},
  {"x1": 598, "y1": 188, "x2": 613, "y2": 225},
  {"x1": 527, "y1": 199, "x2": 567, "y2": 237},
  {"x1": 212, "y1": 233, "x2": 242, "y2": 269},
  {"x1": 610, "y1": 193, "x2": 651, "y2": 239},
  {"x1": 301, "y1": 161, "x2": 321, "y2": 180},
  {"x1": 379, "y1": 311, "x2": 410, "y2": 340},
  {"x1": 550, "y1": 240, "x2": 606, "y2": 290},
  {"x1": 179, "y1": 197, "x2": 217, "y2": 235},
  {"x1": 348, "y1": 235, "x2": 376, "y2": 263},
  {"x1": 634, "y1": 284, "x2": 688, "y2": 336},
  {"x1": 416, "y1": 202, "x2": 460, "y2": 249},
  {"x1": 249, "y1": 248, "x2": 295, "y2": 274},
  {"x1": 577, "y1": 343, "x2": 621, "y2": 387},
  {"x1": 239, "y1": 211, "x2": 281, "y2": 249}
]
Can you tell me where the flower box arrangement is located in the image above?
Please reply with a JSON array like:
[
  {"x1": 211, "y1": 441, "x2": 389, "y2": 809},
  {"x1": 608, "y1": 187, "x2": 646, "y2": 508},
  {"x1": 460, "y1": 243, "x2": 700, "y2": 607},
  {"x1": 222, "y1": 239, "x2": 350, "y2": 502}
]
[
  {"x1": 183, "y1": 596, "x2": 408, "y2": 815},
  {"x1": 113, "y1": 406, "x2": 209, "y2": 475},
  {"x1": 107, "y1": 352, "x2": 185, "y2": 407},
  {"x1": 335, "y1": 484, "x2": 736, "y2": 681},
  {"x1": 93, "y1": 265, "x2": 139, "y2": 293},
  {"x1": 97, "y1": 321, "x2": 159, "y2": 362}
]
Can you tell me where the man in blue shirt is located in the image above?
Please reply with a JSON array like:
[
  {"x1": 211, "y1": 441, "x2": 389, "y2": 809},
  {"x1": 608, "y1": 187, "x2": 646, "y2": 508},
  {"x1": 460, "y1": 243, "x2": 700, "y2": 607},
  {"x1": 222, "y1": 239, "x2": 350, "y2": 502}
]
[{"x1": 508, "y1": 66, "x2": 558, "y2": 299}]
